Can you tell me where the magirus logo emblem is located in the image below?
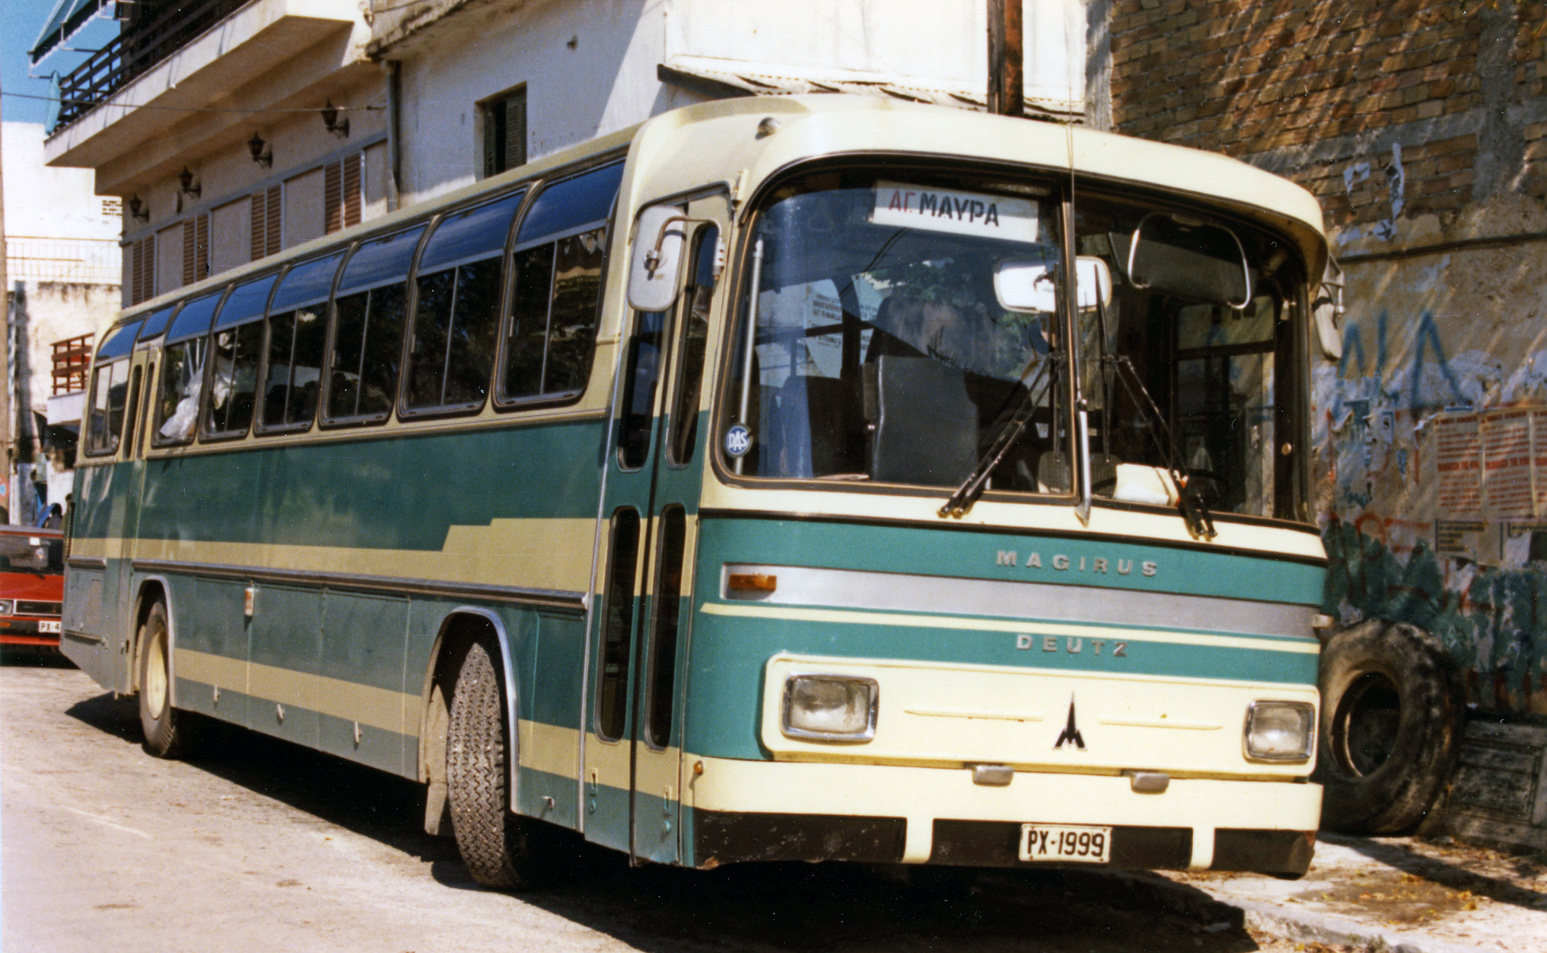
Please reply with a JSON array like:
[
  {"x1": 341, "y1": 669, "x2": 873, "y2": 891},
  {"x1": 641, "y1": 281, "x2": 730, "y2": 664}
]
[{"x1": 1054, "y1": 696, "x2": 1085, "y2": 750}]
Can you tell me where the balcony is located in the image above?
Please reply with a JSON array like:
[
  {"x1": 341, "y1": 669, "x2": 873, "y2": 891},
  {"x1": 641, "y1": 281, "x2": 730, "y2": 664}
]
[
  {"x1": 53, "y1": 0, "x2": 249, "y2": 131},
  {"x1": 44, "y1": 0, "x2": 368, "y2": 191},
  {"x1": 51, "y1": 335, "x2": 92, "y2": 397}
]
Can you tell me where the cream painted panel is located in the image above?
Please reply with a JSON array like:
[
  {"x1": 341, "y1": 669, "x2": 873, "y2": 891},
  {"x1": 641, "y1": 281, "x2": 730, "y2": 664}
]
[
  {"x1": 125, "y1": 516, "x2": 597, "y2": 592},
  {"x1": 758, "y1": 653, "x2": 1318, "y2": 776}
]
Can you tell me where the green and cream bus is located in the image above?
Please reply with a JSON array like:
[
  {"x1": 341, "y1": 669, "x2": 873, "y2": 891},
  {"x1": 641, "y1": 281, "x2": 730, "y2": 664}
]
[{"x1": 64, "y1": 95, "x2": 1330, "y2": 887}]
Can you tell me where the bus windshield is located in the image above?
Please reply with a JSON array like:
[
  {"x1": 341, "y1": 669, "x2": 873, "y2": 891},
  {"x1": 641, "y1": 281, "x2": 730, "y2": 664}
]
[
  {"x1": 726, "y1": 169, "x2": 1307, "y2": 523},
  {"x1": 726, "y1": 170, "x2": 1069, "y2": 495}
]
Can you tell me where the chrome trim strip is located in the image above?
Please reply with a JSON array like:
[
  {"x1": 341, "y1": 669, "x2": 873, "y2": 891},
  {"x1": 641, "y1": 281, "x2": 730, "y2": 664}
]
[
  {"x1": 721, "y1": 563, "x2": 1316, "y2": 640},
  {"x1": 68, "y1": 556, "x2": 108, "y2": 570},
  {"x1": 63, "y1": 630, "x2": 105, "y2": 646},
  {"x1": 130, "y1": 559, "x2": 586, "y2": 611}
]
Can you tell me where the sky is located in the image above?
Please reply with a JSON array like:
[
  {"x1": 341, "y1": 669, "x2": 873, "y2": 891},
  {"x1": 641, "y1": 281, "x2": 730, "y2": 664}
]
[{"x1": 3, "y1": 0, "x2": 117, "y2": 126}]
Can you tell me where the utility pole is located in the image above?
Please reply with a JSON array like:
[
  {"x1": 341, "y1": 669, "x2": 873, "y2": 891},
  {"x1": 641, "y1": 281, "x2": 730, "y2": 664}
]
[
  {"x1": 0, "y1": 75, "x2": 13, "y2": 524},
  {"x1": 987, "y1": 0, "x2": 1024, "y2": 117}
]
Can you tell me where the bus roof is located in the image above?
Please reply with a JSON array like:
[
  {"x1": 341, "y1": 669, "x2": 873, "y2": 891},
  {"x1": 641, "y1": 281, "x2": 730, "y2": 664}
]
[{"x1": 100, "y1": 94, "x2": 1328, "y2": 342}]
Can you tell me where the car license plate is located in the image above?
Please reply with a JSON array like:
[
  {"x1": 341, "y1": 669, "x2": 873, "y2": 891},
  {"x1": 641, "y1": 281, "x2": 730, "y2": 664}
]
[
  {"x1": 1019, "y1": 824, "x2": 1111, "y2": 863},
  {"x1": 38, "y1": 620, "x2": 61, "y2": 634}
]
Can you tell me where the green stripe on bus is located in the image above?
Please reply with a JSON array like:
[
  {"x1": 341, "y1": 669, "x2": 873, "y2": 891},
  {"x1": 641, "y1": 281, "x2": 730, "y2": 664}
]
[{"x1": 74, "y1": 417, "x2": 614, "y2": 548}]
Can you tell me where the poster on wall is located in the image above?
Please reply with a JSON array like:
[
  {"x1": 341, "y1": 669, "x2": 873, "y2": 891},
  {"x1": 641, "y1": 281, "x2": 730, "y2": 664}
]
[
  {"x1": 1480, "y1": 409, "x2": 1535, "y2": 521},
  {"x1": 1435, "y1": 412, "x2": 1483, "y2": 520}
]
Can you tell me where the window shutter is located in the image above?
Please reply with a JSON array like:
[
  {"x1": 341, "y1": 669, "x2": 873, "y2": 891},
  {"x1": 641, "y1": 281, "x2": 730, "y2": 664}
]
[
  {"x1": 130, "y1": 235, "x2": 155, "y2": 305},
  {"x1": 183, "y1": 219, "x2": 196, "y2": 286},
  {"x1": 325, "y1": 159, "x2": 343, "y2": 234},
  {"x1": 343, "y1": 153, "x2": 362, "y2": 229},
  {"x1": 483, "y1": 105, "x2": 498, "y2": 179},
  {"x1": 504, "y1": 91, "x2": 526, "y2": 169},
  {"x1": 251, "y1": 192, "x2": 265, "y2": 261},
  {"x1": 196, "y1": 213, "x2": 210, "y2": 281},
  {"x1": 251, "y1": 186, "x2": 283, "y2": 260},
  {"x1": 265, "y1": 185, "x2": 281, "y2": 257}
]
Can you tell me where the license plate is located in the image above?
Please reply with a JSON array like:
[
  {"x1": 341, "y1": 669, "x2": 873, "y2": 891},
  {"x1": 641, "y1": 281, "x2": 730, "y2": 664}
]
[
  {"x1": 1019, "y1": 824, "x2": 1112, "y2": 863},
  {"x1": 38, "y1": 621, "x2": 61, "y2": 634}
]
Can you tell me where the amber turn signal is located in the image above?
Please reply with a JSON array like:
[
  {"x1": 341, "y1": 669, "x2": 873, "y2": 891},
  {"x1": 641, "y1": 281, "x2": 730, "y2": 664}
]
[{"x1": 727, "y1": 573, "x2": 777, "y2": 593}]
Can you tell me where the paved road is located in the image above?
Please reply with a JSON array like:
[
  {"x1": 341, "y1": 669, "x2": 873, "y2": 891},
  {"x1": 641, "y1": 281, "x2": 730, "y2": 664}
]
[{"x1": 2, "y1": 659, "x2": 1304, "y2": 953}]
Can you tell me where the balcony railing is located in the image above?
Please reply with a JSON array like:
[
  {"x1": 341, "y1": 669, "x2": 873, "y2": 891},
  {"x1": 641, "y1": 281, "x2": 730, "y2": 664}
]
[
  {"x1": 52, "y1": 335, "x2": 93, "y2": 396},
  {"x1": 53, "y1": 0, "x2": 249, "y2": 131}
]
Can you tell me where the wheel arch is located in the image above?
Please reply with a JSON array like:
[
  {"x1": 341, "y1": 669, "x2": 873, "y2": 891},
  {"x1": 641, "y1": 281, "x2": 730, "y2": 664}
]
[
  {"x1": 417, "y1": 608, "x2": 521, "y2": 828},
  {"x1": 129, "y1": 576, "x2": 175, "y2": 699}
]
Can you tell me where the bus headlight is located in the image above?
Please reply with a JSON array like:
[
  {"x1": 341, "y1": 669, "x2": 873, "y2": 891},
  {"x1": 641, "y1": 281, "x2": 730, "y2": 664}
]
[
  {"x1": 782, "y1": 675, "x2": 877, "y2": 742},
  {"x1": 1243, "y1": 701, "x2": 1315, "y2": 762},
  {"x1": 0, "y1": 600, "x2": 12, "y2": 615}
]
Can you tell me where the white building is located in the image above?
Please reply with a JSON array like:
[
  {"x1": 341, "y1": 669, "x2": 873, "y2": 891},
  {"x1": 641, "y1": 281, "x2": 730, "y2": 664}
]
[
  {"x1": 2, "y1": 121, "x2": 123, "y2": 524},
  {"x1": 33, "y1": 0, "x2": 1085, "y2": 310}
]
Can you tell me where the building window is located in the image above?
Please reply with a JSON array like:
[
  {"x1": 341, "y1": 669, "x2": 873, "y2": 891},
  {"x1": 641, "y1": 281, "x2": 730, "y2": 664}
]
[
  {"x1": 182, "y1": 213, "x2": 210, "y2": 286},
  {"x1": 480, "y1": 88, "x2": 526, "y2": 178},
  {"x1": 130, "y1": 234, "x2": 156, "y2": 305},
  {"x1": 251, "y1": 185, "x2": 281, "y2": 260},
  {"x1": 324, "y1": 154, "x2": 362, "y2": 235}
]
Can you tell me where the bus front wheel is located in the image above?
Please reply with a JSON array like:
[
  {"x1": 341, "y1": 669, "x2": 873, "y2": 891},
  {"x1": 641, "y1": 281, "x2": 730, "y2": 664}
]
[
  {"x1": 446, "y1": 636, "x2": 546, "y2": 889},
  {"x1": 138, "y1": 602, "x2": 187, "y2": 759}
]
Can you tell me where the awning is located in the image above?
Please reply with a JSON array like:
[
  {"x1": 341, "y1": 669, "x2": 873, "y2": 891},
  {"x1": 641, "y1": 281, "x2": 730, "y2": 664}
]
[
  {"x1": 30, "y1": 0, "x2": 108, "y2": 65},
  {"x1": 657, "y1": 54, "x2": 1082, "y2": 119}
]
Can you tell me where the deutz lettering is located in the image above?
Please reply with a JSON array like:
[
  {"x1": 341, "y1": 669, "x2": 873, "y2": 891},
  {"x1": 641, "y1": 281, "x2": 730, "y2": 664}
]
[
  {"x1": 1016, "y1": 634, "x2": 1128, "y2": 656},
  {"x1": 997, "y1": 550, "x2": 1158, "y2": 577}
]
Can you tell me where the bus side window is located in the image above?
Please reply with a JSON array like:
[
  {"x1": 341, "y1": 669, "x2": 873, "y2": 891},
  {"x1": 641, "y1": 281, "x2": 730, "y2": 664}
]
[
  {"x1": 666, "y1": 225, "x2": 718, "y2": 466},
  {"x1": 403, "y1": 192, "x2": 524, "y2": 414},
  {"x1": 616, "y1": 308, "x2": 665, "y2": 470},
  {"x1": 84, "y1": 360, "x2": 128, "y2": 456},
  {"x1": 643, "y1": 505, "x2": 687, "y2": 749},
  {"x1": 204, "y1": 273, "x2": 278, "y2": 439},
  {"x1": 596, "y1": 507, "x2": 641, "y2": 742},
  {"x1": 153, "y1": 291, "x2": 224, "y2": 446},
  {"x1": 498, "y1": 161, "x2": 622, "y2": 406},
  {"x1": 203, "y1": 322, "x2": 263, "y2": 437},
  {"x1": 82, "y1": 320, "x2": 142, "y2": 457},
  {"x1": 262, "y1": 252, "x2": 344, "y2": 432},
  {"x1": 324, "y1": 226, "x2": 424, "y2": 425},
  {"x1": 120, "y1": 364, "x2": 143, "y2": 459}
]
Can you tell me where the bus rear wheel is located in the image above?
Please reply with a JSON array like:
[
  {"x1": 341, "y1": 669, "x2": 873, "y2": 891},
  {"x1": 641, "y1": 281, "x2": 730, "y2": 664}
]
[
  {"x1": 1315, "y1": 620, "x2": 1461, "y2": 834},
  {"x1": 138, "y1": 602, "x2": 188, "y2": 759},
  {"x1": 446, "y1": 636, "x2": 546, "y2": 889}
]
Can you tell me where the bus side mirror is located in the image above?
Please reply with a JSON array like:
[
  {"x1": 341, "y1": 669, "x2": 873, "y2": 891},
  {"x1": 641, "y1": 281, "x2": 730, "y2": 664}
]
[
  {"x1": 627, "y1": 205, "x2": 687, "y2": 312},
  {"x1": 1313, "y1": 257, "x2": 1344, "y2": 360},
  {"x1": 995, "y1": 256, "x2": 1112, "y2": 313}
]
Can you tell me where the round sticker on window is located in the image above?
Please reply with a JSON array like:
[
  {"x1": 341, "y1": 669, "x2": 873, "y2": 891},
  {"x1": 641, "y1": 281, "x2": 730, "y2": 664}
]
[{"x1": 724, "y1": 424, "x2": 753, "y2": 459}]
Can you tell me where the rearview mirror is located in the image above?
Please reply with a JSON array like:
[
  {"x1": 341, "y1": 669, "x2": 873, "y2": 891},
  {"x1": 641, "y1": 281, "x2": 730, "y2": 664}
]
[
  {"x1": 1128, "y1": 214, "x2": 1251, "y2": 308},
  {"x1": 995, "y1": 256, "x2": 1113, "y2": 313},
  {"x1": 627, "y1": 205, "x2": 686, "y2": 312}
]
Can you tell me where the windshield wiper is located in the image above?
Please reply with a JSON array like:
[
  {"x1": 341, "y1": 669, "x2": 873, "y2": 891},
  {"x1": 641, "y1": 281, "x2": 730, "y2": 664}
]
[
  {"x1": 1107, "y1": 354, "x2": 1216, "y2": 541},
  {"x1": 939, "y1": 357, "x2": 1055, "y2": 518}
]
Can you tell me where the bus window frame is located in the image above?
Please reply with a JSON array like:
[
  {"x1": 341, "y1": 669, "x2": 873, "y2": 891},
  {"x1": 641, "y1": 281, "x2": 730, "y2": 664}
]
[
  {"x1": 200, "y1": 271, "x2": 281, "y2": 443},
  {"x1": 396, "y1": 189, "x2": 528, "y2": 422},
  {"x1": 254, "y1": 252, "x2": 348, "y2": 438},
  {"x1": 81, "y1": 318, "x2": 146, "y2": 459},
  {"x1": 708, "y1": 157, "x2": 1080, "y2": 500},
  {"x1": 317, "y1": 225, "x2": 430, "y2": 431},
  {"x1": 149, "y1": 290, "x2": 225, "y2": 450},
  {"x1": 491, "y1": 159, "x2": 625, "y2": 414}
]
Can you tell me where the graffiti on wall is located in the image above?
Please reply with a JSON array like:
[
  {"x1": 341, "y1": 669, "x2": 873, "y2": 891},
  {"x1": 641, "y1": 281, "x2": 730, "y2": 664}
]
[{"x1": 1315, "y1": 253, "x2": 1547, "y2": 715}]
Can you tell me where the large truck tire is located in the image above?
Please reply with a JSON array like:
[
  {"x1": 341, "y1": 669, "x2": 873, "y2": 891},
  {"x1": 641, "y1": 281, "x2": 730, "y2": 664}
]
[{"x1": 1315, "y1": 620, "x2": 1463, "y2": 834}]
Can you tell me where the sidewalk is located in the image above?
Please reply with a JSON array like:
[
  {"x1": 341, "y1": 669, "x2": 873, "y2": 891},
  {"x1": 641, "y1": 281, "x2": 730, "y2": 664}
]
[{"x1": 1154, "y1": 833, "x2": 1547, "y2": 953}]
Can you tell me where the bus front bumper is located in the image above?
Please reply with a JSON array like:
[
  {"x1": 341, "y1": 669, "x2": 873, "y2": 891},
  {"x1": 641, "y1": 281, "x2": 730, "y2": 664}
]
[{"x1": 683, "y1": 757, "x2": 1320, "y2": 875}]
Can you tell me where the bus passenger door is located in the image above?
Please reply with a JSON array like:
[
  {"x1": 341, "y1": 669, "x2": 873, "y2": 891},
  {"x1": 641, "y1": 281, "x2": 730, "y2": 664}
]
[
  {"x1": 105, "y1": 347, "x2": 156, "y2": 691},
  {"x1": 584, "y1": 205, "x2": 722, "y2": 864}
]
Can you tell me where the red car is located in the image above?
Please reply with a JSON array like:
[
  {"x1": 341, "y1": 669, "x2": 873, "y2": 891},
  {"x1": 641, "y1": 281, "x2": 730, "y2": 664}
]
[{"x1": 0, "y1": 527, "x2": 64, "y2": 652}]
